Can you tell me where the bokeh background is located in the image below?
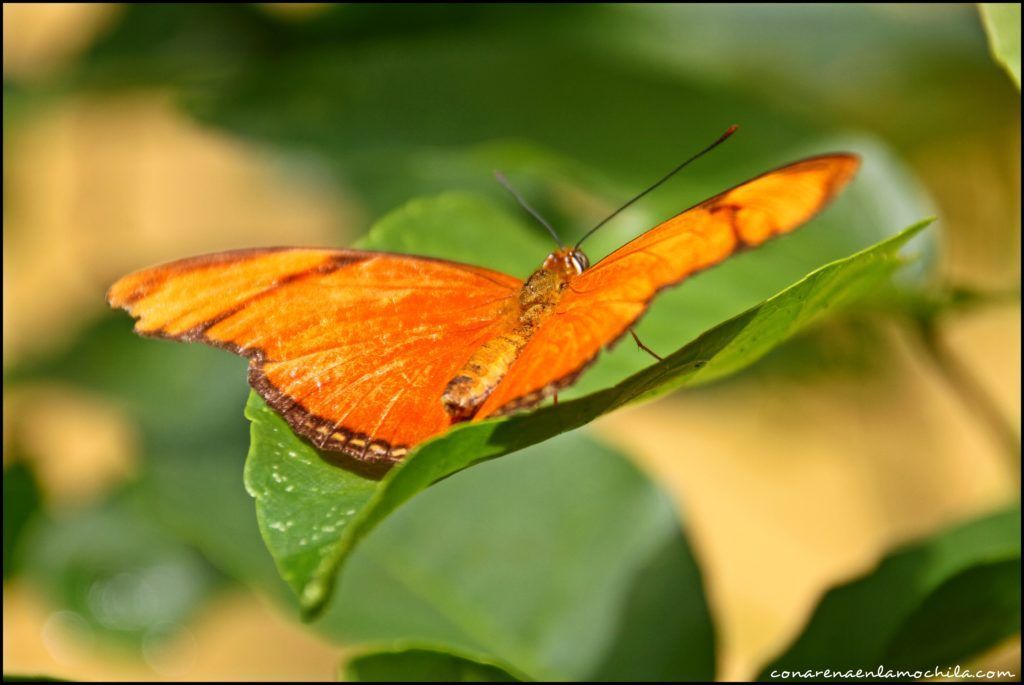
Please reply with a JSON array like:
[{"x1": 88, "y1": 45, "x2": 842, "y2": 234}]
[{"x1": 3, "y1": 3, "x2": 1019, "y2": 681}]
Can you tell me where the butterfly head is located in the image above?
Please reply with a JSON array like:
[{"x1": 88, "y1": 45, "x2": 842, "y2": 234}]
[{"x1": 544, "y1": 248, "x2": 590, "y2": 276}]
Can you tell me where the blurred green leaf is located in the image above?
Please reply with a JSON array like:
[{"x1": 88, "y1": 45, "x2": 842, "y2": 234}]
[
  {"x1": 883, "y1": 559, "x2": 1019, "y2": 668},
  {"x1": 23, "y1": 491, "x2": 222, "y2": 650},
  {"x1": 3, "y1": 318, "x2": 291, "y2": 647},
  {"x1": 3, "y1": 460, "x2": 43, "y2": 579},
  {"x1": 4, "y1": 315, "x2": 288, "y2": 600},
  {"x1": 319, "y1": 432, "x2": 715, "y2": 681},
  {"x1": 758, "y1": 506, "x2": 1021, "y2": 680},
  {"x1": 138, "y1": 442, "x2": 289, "y2": 598},
  {"x1": 4, "y1": 315, "x2": 248, "y2": 449},
  {"x1": 736, "y1": 313, "x2": 895, "y2": 382},
  {"x1": 245, "y1": 210, "x2": 931, "y2": 616},
  {"x1": 343, "y1": 647, "x2": 519, "y2": 682},
  {"x1": 70, "y1": 4, "x2": 1009, "y2": 170},
  {"x1": 357, "y1": 192, "x2": 550, "y2": 277},
  {"x1": 4, "y1": 321, "x2": 290, "y2": 636},
  {"x1": 1, "y1": 676, "x2": 69, "y2": 682},
  {"x1": 980, "y1": 4, "x2": 1021, "y2": 89}
]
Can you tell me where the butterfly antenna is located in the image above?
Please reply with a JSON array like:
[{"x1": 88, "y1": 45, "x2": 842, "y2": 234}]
[
  {"x1": 493, "y1": 170, "x2": 563, "y2": 247},
  {"x1": 575, "y1": 124, "x2": 739, "y2": 249}
]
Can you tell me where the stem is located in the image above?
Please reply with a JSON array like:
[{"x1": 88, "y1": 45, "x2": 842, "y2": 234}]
[{"x1": 915, "y1": 319, "x2": 1021, "y2": 486}]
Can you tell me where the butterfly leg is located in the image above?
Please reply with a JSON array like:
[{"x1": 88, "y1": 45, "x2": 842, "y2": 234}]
[
  {"x1": 629, "y1": 328, "x2": 663, "y2": 362},
  {"x1": 553, "y1": 391, "x2": 559, "y2": 406}
]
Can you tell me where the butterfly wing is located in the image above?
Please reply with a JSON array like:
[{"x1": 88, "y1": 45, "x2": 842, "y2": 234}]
[
  {"x1": 475, "y1": 154, "x2": 860, "y2": 418},
  {"x1": 108, "y1": 247, "x2": 521, "y2": 462}
]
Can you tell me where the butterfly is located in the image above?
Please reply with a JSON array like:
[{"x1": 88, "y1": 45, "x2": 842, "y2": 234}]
[{"x1": 108, "y1": 128, "x2": 859, "y2": 465}]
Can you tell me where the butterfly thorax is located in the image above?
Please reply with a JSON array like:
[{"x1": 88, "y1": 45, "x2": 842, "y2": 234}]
[{"x1": 442, "y1": 248, "x2": 589, "y2": 420}]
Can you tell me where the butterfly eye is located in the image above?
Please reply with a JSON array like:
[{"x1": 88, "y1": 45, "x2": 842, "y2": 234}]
[{"x1": 570, "y1": 251, "x2": 589, "y2": 272}]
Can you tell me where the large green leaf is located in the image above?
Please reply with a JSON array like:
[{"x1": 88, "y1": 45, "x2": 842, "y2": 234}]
[
  {"x1": 320, "y1": 431, "x2": 715, "y2": 681},
  {"x1": 244, "y1": 212, "x2": 932, "y2": 616},
  {"x1": 980, "y1": 3, "x2": 1021, "y2": 89},
  {"x1": 343, "y1": 647, "x2": 518, "y2": 682},
  {"x1": 758, "y1": 506, "x2": 1021, "y2": 680}
]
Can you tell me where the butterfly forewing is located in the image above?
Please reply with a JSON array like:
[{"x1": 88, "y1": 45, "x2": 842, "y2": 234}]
[
  {"x1": 108, "y1": 248, "x2": 521, "y2": 462},
  {"x1": 474, "y1": 154, "x2": 860, "y2": 418}
]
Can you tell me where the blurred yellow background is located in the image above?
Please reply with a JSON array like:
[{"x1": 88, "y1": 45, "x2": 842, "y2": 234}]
[{"x1": 3, "y1": 3, "x2": 1019, "y2": 681}]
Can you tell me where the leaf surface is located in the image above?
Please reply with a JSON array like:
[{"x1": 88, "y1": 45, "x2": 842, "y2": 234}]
[
  {"x1": 758, "y1": 506, "x2": 1021, "y2": 680},
  {"x1": 243, "y1": 209, "x2": 933, "y2": 615}
]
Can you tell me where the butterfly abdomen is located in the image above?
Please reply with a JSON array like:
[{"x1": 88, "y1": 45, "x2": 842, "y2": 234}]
[{"x1": 442, "y1": 329, "x2": 530, "y2": 420}]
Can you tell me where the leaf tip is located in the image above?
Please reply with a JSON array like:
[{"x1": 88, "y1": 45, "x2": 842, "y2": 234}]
[{"x1": 299, "y1": 578, "x2": 330, "y2": 619}]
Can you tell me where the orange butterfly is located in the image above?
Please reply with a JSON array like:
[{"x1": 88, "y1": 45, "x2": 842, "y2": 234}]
[{"x1": 108, "y1": 128, "x2": 859, "y2": 464}]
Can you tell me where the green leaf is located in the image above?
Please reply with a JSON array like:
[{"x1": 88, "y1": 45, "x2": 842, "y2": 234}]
[
  {"x1": 980, "y1": 4, "x2": 1021, "y2": 89},
  {"x1": 244, "y1": 397, "x2": 380, "y2": 607},
  {"x1": 357, "y1": 192, "x2": 551, "y2": 278},
  {"x1": 3, "y1": 460, "x2": 43, "y2": 579},
  {"x1": 758, "y1": 506, "x2": 1021, "y2": 680},
  {"x1": 320, "y1": 431, "x2": 715, "y2": 681},
  {"x1": 342, "y1": 647, "x2": 519, "y2": 682},
  {"x1": 244, "y1": 215, "x2": 932, "y2": 616}
]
